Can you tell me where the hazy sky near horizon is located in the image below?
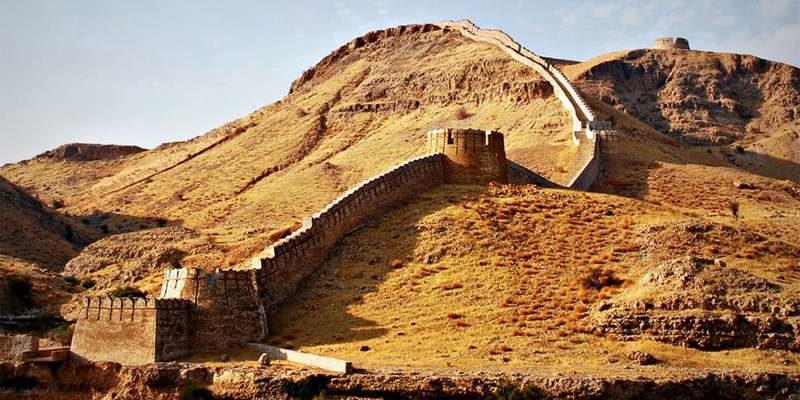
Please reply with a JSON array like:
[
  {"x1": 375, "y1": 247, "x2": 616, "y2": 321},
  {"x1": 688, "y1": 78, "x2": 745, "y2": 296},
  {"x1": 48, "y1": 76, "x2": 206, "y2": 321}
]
[{"x1": 1, "y1": 0, "x2": 798, "y2": 164}]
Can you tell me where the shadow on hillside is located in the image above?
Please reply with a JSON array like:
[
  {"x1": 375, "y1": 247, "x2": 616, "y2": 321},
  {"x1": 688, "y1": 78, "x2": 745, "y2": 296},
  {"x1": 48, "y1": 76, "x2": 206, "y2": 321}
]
[
  {"x1": 264, "y1": 185, "x2": 486, "y2": 349},
  {"x1": 594, "y1": 133, "x2": 800, "y2": 202},
  {"x1": 587, "y1": 99, "x2": 800, "y2": 201}
]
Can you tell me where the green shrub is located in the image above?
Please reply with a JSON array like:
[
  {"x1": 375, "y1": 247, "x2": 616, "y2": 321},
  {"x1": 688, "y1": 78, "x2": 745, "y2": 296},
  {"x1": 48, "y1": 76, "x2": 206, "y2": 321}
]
[
  {"x1": 282, "y1": 375, "x2": 330, "y2": 400},
  {"x1": 109, "y1": 286, "x2": 145, "y2": 298}
]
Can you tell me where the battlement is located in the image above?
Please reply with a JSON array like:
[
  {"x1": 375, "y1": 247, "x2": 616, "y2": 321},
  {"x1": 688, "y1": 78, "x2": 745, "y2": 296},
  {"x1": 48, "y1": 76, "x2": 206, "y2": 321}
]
[
  {"x1": 653, "y1": 37, "x2": 690, "y2": 50},
  {"x1": 427, "y1": 128, "x2": 507, "y2": 184}
]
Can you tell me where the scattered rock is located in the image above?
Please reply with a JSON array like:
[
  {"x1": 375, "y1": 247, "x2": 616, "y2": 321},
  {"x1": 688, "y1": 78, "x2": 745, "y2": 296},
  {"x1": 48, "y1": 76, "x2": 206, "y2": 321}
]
[
  {"x1": 628, "y1": 351, "x2": 658, "y2": 365},
  {"x1": 258, "y1": 353, "x2": 271, "y2": 366},
  {"x1": 734, "y1": 181, "x2": 757, "y2": 189}
]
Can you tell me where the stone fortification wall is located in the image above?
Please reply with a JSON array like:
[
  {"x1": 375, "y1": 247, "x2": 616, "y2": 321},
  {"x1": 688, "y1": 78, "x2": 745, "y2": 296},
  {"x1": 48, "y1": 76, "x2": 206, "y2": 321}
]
[
  {"x1": 435, "y1": 20, "x2": 603, "y2": 190},
  {"x1": 71, "y1": 297, "x2": 192, "y2": 365},
  {"x1": 0, "y1": 335, "x2": 38, "y2": 362},
  {"x1": 159, "y1": 268, "x2": 267, "y2": 350},
  {"x1": 436, "y1": 20, "x2": 596, "y2": 132},
  {"x1": 567, "y1": 134, "x2": 601, "y2": 190},
  {"x1": 507, "y1": 160, "x2": 561, "y2": 187},
  {"x1": 427, "y1": 128, "x2": 507, "y2": 184},
  {"x1": 654, "y1": 37, "x2": 690, "y2": 50},
  {"x1": 252, "y1": 154, "x2": 446, "y2": 307}
]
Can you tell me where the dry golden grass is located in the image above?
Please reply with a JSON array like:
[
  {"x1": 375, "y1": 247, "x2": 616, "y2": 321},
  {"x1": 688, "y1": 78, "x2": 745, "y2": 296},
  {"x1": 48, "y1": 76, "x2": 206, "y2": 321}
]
[{"x1": 266, "y1": 184, "x2": 799, "y2": 374}]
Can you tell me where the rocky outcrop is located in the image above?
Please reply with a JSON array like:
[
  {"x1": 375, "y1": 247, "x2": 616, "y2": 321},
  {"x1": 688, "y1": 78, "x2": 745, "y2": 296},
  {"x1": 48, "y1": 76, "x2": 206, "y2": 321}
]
[
  {"x1": 572, "y1": 49, "x2": 800, "y2": 147},
  {"x1": 2, "y1": 361, "x2": 799, "y2": 400},
  {"x1": 593, "y1": 256, "x2": 800, "y2": 351},
  {"x1": 37, "y1": 143, "x2": 146, "y2": 162}
]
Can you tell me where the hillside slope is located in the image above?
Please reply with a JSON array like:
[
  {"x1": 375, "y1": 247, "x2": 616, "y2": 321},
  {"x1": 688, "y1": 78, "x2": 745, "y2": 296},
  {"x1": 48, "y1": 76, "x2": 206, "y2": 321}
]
[
  {"x1": 1, "y1": 24, "x2": 579, "y2": 283},
  {"x1": 564, "y1": 48, "x2": 800, "y2": 180}
]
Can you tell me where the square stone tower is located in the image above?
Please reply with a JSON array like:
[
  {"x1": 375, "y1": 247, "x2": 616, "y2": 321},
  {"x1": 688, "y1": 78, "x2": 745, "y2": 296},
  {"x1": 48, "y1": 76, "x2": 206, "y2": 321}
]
[{"x1": 427, "y1": 128, "x2": 508, "y2": 184}]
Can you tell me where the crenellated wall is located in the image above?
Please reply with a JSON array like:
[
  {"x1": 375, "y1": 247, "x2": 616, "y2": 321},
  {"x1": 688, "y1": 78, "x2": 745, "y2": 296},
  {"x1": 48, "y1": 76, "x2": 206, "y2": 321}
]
[
  {"x1": 71, "y1": 297, "x2": 193, "y2": 365},
  {"x1": 252, "y1": 153, "x2": 446, "y2": 307},
  {"x1": 427, "y1": 128, "x2": 507, "y2": 184},
  {"x1": 159, "y1": 267, "x2": 267, "y2": 350},
  {"x1": 653, "y1": 37, "x2": 690, "y2": 50},
  {"x1": 69, "y1": 20, "x2": 613, "y2": 362},
  {"x1": 434, "y1": 19, "x2": 605, "y2": 190}
]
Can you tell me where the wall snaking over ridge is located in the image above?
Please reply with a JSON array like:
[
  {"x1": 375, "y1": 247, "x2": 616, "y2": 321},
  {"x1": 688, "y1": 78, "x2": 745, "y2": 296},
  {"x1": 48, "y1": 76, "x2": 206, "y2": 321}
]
[
  {"x1": 435, "y1": 19, "x2": 607, "y2": 190},
  {"x1": 252, "y1": 154, "x2": 446, "y2": 307}
]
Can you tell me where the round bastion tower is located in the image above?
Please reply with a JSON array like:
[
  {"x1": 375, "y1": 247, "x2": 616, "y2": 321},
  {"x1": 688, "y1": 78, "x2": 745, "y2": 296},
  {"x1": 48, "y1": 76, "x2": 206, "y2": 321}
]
[
  {"x1": 427, "y1": 128, "x2": 508, "y2": 184},
  {"x1": 653, "y1": 37, "x2": 690, "y2": 50}
]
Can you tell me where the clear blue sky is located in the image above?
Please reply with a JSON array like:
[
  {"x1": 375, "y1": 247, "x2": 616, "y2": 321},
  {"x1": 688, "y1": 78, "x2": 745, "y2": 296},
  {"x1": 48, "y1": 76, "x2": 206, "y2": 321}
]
[{"x1": 1, "y1": 0, "x2": 798, "y2": 164}]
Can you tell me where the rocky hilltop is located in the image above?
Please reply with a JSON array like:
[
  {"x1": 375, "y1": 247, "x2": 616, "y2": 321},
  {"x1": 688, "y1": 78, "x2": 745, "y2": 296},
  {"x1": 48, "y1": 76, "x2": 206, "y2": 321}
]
[
  {"x1": 35, "y1": 143, "x2": 146, "y2": 162},
  {"x1": 566, "y1": 49, "x2": 800, "y2": 156}
]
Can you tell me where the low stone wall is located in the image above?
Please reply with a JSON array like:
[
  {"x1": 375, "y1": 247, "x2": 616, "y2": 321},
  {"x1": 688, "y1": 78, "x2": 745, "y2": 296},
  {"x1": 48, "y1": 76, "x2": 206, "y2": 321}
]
[
  {"x1": 0, "y1": 334, "x2": 37, "y2": 362},
  {"x1": 252, "y1": 154, "x2": 446, "y2": 307},
  {"x1": 567, "y1": 135, "x2": 600, "y2": 190},
  {"x1": 248, "y1": 343, "x2": 352, "y2": 373},
  {"x1": 507, "y1": 160, "x2": 560, "y2": 187},
  {"x1": 71, "y1": 297, "x2": 193, "y2": 365}
]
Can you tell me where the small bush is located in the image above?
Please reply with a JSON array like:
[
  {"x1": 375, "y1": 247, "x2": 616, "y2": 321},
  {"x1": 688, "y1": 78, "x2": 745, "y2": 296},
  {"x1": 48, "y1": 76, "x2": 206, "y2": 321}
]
[
  {"x1": 64, "y1": 276, "x2": 80, "y2": 286},
  {"x1": 109, "y1": 286, "x2": 145, "y2": 298},
  {"x1": 580, "y1": 268, "x2": 624, "y2": 290},
  {"x1": 486, "y1": 379, "x2": 543, "y2": 400},
  {"x1": 455, "y1": 106, "x2": 473, "y2": 120},
  {"x1": 179, "y1": 383, "x2": 215, "y2": 400},
  {"x1": 81, "y1": 279, "x2": 96, "y2": 289},
  {"x1": 729, "y1": 200, "x2": 740, "y2": 218},
  {"x1": 282, "y1": 375, "x2": 330, "y2": 400},
  {"x1": 735, "y1": 145, "x2": 745, "y2": 154}
]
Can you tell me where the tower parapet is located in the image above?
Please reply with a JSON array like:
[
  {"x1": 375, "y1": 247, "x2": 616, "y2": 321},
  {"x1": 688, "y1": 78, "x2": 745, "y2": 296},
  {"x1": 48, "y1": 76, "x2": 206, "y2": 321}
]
[
  {"x1": 427, "y1": 128, "x2": 508, "y2": 184},
  {"x1": 653, "y1": 37, "x2": 690, "y2": 50}
]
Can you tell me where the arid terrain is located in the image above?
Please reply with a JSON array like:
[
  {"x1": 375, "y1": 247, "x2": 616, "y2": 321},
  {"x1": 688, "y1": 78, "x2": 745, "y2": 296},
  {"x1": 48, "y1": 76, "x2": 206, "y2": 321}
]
[{"x1": 1, "y1": 21, "x2": 799, "y2": 400}]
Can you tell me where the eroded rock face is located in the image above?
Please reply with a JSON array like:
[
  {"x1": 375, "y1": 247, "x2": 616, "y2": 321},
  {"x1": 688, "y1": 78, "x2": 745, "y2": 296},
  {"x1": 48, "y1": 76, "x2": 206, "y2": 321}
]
[
  {"x1": 37, "y1": 143, "x2": 146, "y2": 161},
  {"x1": 593, "y1": 256, "x2": 800, "y2": 351},
  {"x1": 3, "y1": 361, "x2": 800, "y2": 400}
]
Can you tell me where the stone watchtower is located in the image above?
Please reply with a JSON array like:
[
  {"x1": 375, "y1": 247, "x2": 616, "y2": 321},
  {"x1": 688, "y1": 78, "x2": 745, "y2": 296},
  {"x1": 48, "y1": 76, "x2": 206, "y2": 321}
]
[
  {"x1": 427, "y1": 128, "x2": 508, "y2": 184},
  {"x1": 653, "y1": 37, "x2": 690, "y2": 50}
]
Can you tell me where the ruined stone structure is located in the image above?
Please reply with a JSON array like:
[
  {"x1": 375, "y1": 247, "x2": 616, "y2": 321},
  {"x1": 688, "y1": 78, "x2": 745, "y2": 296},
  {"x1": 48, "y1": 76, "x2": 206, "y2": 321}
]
[
  {"x1": 70, "y1": 19, "x2": 610, "y2": 366},
  {"x1": 653, "y1": 37, "x2": 690, "y2": 50}
]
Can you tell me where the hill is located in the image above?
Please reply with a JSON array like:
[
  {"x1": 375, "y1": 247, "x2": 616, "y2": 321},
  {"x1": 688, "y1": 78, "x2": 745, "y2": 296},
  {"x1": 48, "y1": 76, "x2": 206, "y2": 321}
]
[
  {"x1": 564, "y1": 48, "x2": 800, "y2": 182},
  {"x1": 1, "y1": 19, "x2": 800, "y2": 398},
  {"x1": 1, "y1": 24, "x2": 584, "y2": 295}
]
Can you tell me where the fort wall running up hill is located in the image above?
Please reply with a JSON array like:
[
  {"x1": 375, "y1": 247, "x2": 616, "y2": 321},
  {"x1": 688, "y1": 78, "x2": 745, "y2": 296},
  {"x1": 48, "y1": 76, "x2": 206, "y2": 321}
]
[
  {"x1": 434, "y1": 20, "x2": 610, "y2": 190},
  {"x1": 252, "y1": 153, "x2": 446, "y2": 307},
  {"x1": 70, "y1": 22, "x2": 609, "y2": 366}
]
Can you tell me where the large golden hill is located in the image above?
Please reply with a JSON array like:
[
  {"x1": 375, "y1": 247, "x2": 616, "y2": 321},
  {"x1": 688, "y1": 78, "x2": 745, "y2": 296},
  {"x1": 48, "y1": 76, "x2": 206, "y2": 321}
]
[{"x1": 0, "y1": 21, "x2": 798, "y2": 346}]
